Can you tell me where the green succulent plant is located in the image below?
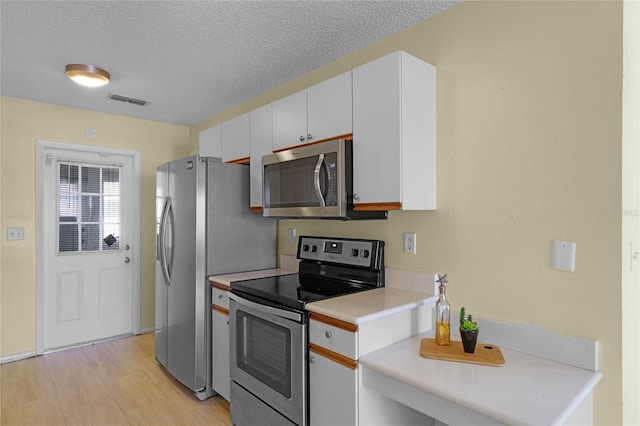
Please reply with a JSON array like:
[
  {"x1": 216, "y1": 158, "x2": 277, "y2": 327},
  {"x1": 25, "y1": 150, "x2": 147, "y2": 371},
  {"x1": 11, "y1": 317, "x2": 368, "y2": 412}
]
[{"x1": 459, "y1": 306, "x2": 479, "y2": 332}]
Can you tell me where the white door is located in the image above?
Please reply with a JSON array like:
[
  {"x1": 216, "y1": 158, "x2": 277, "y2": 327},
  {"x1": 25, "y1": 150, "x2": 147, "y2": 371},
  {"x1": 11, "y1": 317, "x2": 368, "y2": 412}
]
[{"x1": 37, "y1": 142, "x2": 138, "y2": 351}]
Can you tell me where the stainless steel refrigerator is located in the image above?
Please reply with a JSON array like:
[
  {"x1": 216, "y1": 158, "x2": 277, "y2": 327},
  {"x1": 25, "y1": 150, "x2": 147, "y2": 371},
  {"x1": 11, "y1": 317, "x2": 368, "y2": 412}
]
[{"x1": 155, "y1": 155, "x2": 276, "y2": 400}]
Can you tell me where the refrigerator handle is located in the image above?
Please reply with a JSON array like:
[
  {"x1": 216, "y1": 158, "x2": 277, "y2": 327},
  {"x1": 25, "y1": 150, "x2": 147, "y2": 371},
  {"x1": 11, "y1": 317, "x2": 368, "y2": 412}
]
[
  {"x1": 159, "y1": 196, "x2": 172, "y2": 286},
  {"x1": 165, "y1": 199, "x2": 175, "y2": 281}
]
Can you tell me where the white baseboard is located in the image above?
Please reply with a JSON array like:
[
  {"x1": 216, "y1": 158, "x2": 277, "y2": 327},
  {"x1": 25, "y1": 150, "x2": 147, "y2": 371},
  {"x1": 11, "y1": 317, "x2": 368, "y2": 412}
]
[{"x1": 0, "y1": 350, "x2": 37, "y2": 364}]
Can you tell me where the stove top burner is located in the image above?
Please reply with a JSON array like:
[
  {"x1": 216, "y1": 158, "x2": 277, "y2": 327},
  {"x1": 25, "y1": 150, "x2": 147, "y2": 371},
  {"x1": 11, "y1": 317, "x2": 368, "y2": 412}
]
[{"x1": 231, "y1": 273, "x2": 374, "y2": 311}]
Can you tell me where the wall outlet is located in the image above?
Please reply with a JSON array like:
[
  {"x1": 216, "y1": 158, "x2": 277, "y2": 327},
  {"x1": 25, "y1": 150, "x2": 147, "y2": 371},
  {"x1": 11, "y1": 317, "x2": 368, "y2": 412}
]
[
  {"x1": 288, "y1": 227, "x2": 296, "y2": 243},
  {"x1": 7, "y1": 227, "x2": 24, "y2": 241},
  {"x1": 404, "y1": 232, "x2": 417, "y2": 254}
]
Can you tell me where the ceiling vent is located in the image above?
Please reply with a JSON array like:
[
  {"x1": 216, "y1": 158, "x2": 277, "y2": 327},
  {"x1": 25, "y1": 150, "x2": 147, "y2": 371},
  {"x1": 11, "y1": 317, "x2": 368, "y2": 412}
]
[{"x1": 108, "y1": 93, "x2": 150, "y2": 106}]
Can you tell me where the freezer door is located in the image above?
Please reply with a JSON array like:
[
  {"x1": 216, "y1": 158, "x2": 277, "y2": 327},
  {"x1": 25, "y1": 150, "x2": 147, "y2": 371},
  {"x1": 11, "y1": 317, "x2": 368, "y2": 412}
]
[
  {"x1": 207, "y1": 161, "x2": 276, "y2": 275},
  {"x1": 166, "y1": 156, "x2": 205, "y2": 393},
  {"x1": 155, "y1": 163, "x2": 169, "y2": 367}
]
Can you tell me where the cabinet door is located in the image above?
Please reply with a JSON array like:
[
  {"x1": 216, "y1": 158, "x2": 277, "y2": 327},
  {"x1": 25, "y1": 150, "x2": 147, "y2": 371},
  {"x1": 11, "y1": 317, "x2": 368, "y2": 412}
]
[
  {"x1": 309, "y1": 350, "x2": 357, "y2": 426},
  {"x1": 352, "y1": 52, "x2": 402, "y2": 205},
  {"x1": 352, "y1": 51, "x2": 436, "y2": 210},
  {"x1": 212, "y1": 309, "x2": 230, "y2": 401},
  {"x1": 221, "y1": 112, "x2": 250, "y2": 163},
  {"x1": 272, "y1": 89, "x2": 308, "y2": 151},
  {"x1": 307, "y1": 71, "x2": 352, "y2": 143},
  {"x1": 199, "y1": 125, "x2": 222, "y2": 158},
  {"x1": 249, "y1": 104, "x2": 273, "y2": 209}
]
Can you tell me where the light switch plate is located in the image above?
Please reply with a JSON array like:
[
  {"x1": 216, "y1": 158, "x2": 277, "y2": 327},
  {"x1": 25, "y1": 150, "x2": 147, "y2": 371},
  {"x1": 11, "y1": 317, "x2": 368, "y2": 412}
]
[
  {"x1": 7, "y1": 227, "x2": 24, "y2": 241},
  {"x1": 552, "y1": 240, "x2": 576, "y2": 272}
]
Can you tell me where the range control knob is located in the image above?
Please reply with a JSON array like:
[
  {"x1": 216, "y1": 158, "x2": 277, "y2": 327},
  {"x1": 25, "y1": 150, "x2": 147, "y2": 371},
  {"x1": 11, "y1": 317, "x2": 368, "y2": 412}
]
[
  {"x1": 311, "y1": 245, "x2": 318, "y2": 252},
  {"x1": 351, "y1": 248, "x2": 359, "y2": 257},
  {"x1": 362, "y1": 249, "x2": 370, "y2": 258},
  {"x1": 302, "y1": 244, "x2": 310, "y2": 252}
]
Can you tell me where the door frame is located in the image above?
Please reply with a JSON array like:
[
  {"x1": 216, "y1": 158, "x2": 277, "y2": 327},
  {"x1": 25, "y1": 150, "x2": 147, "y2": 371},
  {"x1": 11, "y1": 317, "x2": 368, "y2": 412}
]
[{"x1": 35, "y1": 139, "x2": 141, "y2": 354}]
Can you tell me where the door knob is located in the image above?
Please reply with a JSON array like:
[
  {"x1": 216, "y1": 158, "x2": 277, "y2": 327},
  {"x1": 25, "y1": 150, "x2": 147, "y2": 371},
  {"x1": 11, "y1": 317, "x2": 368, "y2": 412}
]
[{"x1": 123, "y1": 257, "x2": 131, "y2": 263}]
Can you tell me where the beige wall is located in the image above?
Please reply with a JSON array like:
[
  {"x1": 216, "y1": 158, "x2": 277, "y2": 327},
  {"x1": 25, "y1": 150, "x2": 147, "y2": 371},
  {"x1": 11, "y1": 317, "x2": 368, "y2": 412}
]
[
  {"x1": 0, "y1": 97, "x2": 190, "y2": 355},
  {"x1": 0, "y1": 1, "x2": 629, "y2": 425},
  {"x1": 192, "y1": 2, "x2": 624, "y2": 424}
]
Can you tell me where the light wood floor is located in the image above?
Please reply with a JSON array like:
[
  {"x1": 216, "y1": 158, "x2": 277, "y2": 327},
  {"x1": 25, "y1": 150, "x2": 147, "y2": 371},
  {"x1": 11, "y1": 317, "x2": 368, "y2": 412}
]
[{"x1": 0, "y1": 333, "x2": 232, "y2": 425}]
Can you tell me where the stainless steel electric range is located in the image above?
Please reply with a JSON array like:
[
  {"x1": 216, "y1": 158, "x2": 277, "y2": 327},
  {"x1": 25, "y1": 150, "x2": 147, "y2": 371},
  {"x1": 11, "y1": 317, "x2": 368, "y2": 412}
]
[{"x1": 228, "y1": 236, "x2": 385, "y2": 426}]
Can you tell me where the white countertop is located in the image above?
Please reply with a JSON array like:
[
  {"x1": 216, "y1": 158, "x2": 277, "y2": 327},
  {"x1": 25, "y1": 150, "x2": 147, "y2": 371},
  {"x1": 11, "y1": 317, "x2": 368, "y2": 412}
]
[
  {"x1": 359, "y1": 330, "x2": 602, "y2": 426},
  {"x1": 306, "y1": 287, "x2": 437, "y2": 324},
  {"x1": 208, "y1": 268, "x2": 295, "y2": 288}
]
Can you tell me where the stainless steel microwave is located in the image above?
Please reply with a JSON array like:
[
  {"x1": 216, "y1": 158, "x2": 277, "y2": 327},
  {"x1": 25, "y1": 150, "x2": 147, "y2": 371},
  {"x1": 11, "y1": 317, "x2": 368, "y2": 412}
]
[{"x1": 262, "y1": 138, "x2": 387, "y2": 220}]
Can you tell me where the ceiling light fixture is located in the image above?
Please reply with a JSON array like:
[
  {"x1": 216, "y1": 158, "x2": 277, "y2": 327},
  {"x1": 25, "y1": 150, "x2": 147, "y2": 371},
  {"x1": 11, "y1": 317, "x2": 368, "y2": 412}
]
[{"x1": 65, "y1": 64, "x2": 110, "y2": 88}]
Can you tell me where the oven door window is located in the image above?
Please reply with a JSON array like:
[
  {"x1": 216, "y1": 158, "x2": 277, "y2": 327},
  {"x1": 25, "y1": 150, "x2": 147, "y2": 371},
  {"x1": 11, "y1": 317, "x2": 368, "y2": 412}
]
[{"x1": 236, "y1": 310, "x2": 292, "y2": 398}]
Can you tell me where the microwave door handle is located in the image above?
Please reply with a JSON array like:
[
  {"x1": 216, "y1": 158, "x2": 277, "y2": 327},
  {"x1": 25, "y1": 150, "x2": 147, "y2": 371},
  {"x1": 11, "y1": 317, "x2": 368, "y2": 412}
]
[{"x1": 313, "y1": 154, "x2": 326, "y2": 207}]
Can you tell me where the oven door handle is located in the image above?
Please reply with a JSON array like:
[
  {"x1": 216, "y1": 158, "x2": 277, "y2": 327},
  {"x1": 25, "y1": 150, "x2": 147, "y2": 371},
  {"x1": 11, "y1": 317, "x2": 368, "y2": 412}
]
[{"x1": 229, "y1": 292, "x2": 303, "y2": 323}]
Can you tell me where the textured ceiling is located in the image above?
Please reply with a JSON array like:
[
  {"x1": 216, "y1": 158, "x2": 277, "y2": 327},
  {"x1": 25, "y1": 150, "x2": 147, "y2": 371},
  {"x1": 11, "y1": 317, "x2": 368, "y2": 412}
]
[{"x1": 1, "y1": 1, "x2": 459, "y2": 126}]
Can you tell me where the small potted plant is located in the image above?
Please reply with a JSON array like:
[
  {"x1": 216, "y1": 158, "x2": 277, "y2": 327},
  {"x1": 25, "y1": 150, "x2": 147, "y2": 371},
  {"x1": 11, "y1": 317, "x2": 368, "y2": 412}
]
[{"x1": 459, "y1": 307, "x2": 479, "y2": 353}]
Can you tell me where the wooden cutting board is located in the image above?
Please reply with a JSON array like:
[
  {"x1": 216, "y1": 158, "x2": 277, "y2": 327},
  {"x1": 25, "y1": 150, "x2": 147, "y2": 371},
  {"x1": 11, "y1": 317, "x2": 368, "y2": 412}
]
[{"x1": 419, "y1": 338, "x2": 505, "y2": 366}]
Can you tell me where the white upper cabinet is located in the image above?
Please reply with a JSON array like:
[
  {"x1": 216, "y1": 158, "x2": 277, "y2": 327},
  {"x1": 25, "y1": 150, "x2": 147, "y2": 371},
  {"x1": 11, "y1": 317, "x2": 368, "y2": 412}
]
[
  {"x1": 249, "y1": 104, "x2": 273, "y2": 209},
  {"x1": 307, "y1": 71, "x2": 352, "y2": 144},
  {"x1": 272, "y1": 90, "x2": 308, "y2": 151},
  {"x1": 199, "y1": 124, "x2": 222, "y2": 158},
  {"x1": 221, "y1": 112, "x2": 250, "y2": 163},
  {"x1": 352, "y1": 51, "x2": 436, "y2": 210},
  {"x1": 272, "y1": 71, "x2": 353, "y2": 151}
]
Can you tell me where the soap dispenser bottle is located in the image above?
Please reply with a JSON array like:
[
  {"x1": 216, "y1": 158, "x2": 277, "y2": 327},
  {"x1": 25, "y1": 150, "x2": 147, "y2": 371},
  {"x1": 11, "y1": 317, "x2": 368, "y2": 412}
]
[{"x1": 435, "y1": 274, "x2": 450, "y2": 345}]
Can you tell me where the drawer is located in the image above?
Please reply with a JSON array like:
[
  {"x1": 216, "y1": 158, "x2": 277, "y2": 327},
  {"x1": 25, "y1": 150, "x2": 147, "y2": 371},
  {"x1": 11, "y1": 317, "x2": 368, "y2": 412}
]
[
  {"x1": 212, "y1": 286, "x2": 229, "y2": 310},
  {"x1": 310, "y1": 318, "x2": 357, "y2": 359}
]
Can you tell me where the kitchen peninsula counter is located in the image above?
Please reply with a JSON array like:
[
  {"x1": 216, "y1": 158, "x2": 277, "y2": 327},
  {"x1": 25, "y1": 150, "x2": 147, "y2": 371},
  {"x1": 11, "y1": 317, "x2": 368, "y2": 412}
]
[{"x1": 359, "y1": 324, "x2": 602, "y2": 425}]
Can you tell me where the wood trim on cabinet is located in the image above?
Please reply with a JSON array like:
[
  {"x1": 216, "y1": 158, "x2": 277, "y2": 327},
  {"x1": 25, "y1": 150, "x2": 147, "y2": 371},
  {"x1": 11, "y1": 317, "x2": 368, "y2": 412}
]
[
  {"x1": 353, "y1": 202, "x2": 401, "y2": 211},
  {"x1": 310, "y1": 343, "x2": 357, "y2": 370},
  {"x1": 272, "y1": 133, "x2": 353, "y2": 153},
  {"x1": 250, "y1": 206, "x2": 263, "y2": 213},
  {"x1": 227, "y1": 157, "x2": 250, "y2": 165},
  {"x1": 212, "y1": 304, "x2": 229, "y2": 316},
  {"x1": 309, "y1": 312, "x2": 357, "y2": 333},
  {"x1": 212, "y1": 282, "x2": 230, "y2": 291}
]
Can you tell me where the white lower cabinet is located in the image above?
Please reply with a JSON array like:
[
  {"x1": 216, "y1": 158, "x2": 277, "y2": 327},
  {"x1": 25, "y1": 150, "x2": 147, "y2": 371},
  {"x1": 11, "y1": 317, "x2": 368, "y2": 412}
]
[
  {"x1": 212, "y1": 285, "x2": 230, "y2": 401},
  {"x1": 309, "y1": 348, "x2": 357, "y2": 425},
  {"x1": 308, "y1": 305, "x2": 433, "y2": 426}
]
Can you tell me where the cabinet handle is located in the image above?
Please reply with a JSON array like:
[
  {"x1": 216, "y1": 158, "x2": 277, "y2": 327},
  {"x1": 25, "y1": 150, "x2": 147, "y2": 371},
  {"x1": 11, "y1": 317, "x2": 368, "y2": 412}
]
[
  {"x1": 325, "y1": 331, "x2": 332, "y2": 339},
  {"x1": 300, "y1": 135, "x2": 306, "y2": 142},
  {"x1": 307, "y1": 133, "x2": 313, "y2": 141},
  {"x1": 226, "y1": 319, "x2": 229, "y2": 325},
  {"x1": 353, "y1": 193, "x2": 360, "y2": 202},
  {"x1": 218, "y1": 294, "x2": 223, "y2": 299},
  {"x1": 309, "y1": 355, "x2": 316, "y2": 363}
]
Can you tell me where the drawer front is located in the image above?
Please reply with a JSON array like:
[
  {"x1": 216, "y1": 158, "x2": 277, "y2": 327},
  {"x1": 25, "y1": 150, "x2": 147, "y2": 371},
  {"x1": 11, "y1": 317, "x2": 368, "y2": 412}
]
[
  {"x1": 310, "y1": 319, "x2": 357, "y2": 359},
  {"x1": 212, "y1": 286, "x2": 229, "y2": 310}
]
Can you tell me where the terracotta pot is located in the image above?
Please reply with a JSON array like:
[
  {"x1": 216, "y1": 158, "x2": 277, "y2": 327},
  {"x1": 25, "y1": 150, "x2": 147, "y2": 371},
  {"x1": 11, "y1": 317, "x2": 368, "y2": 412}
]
[{"x1": 459, "y1": 328, "x2": 479, "y2": 353}]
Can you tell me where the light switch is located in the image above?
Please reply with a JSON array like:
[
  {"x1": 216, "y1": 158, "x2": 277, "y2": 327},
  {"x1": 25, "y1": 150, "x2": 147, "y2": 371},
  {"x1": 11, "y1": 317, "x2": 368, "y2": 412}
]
[
  {"x1": 552, "y1": 240, "x2": 576, "y2": 272},
  {"x1": 7, "y1": 227, "x2": 24, "y2": 241}
]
